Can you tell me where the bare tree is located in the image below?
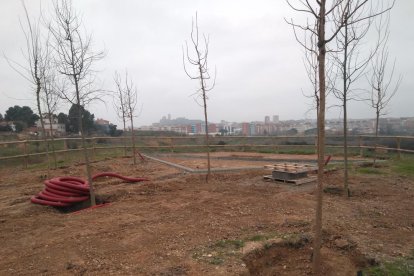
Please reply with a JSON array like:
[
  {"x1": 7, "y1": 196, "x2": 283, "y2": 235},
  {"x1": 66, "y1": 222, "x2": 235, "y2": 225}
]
[
  {"x1": 183, "y1": 12, "x2": 216, "y2": 182},
  {"x1": 5, "y1": 1, "x2": 53, "y2": 176},
  {"x1": 113, "y1": 71, "x2": 128, "y2": 157},
  {"x1": 368, "y1": 13, "x2": 401, "y2": 164},
  {"x1": 285, "y1": 0, "x2": 391, "y2": 272},
  {"x1": 286, "y1": 2, "x2": 340, "y2": 271},
  {"x1": 113, "y1": 70, "x2": 139, "y2": 165},
  {"x1": 331, "y1": 1, "x2": 394, "y2": 196},
  {"x1": 125, "y1": 76, "x2": 139, "y2": 165},
  {"x1": 49, "y1": 0, "x2": 104, "y2": 206}
]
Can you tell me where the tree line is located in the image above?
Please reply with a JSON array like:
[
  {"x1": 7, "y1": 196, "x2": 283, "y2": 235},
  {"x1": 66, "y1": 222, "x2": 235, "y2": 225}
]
[{"x1": 0, "y1": 104, "x2": 121, "y2": 136}]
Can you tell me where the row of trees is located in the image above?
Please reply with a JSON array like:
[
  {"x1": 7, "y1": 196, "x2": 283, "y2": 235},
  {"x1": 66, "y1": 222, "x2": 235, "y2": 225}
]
[
  {"x1": 0, "y1": 105, "x2": 39, "y2": 131},
  {"x1": 0, "y1": 104, "x2": 121, "y2": 136},
  {"x1": 287, "y1": 0, "x2": 399, "y2": 273}
]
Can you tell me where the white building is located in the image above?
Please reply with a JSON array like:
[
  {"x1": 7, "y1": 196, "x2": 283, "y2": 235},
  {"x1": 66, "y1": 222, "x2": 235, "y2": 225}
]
[{"x1": 36, "y1": 114, "x2": 66, "y2": 136}]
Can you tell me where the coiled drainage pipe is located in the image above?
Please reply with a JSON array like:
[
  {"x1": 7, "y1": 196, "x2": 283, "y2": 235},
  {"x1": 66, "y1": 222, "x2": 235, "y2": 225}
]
[{"x1": 31, "y1": 172, "x2": 148, "y2": 207}]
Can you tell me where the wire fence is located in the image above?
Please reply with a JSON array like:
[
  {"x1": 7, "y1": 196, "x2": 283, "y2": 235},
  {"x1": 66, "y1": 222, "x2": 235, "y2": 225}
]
[{"x1": 1, "y1": 135, "x2": 413, "y2": 169}]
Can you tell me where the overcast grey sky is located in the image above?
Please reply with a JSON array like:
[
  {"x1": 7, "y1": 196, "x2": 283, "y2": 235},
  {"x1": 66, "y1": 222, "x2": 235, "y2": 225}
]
[{"x1": 0, "y1": 0, "x2": 413, "y2": 126}]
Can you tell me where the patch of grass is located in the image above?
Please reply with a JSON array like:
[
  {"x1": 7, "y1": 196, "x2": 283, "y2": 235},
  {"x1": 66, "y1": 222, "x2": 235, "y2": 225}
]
[
  {"x1": 326, "y1": 148, "x2": 361, "y2": 157},
  {"x1": 215, "y1": 239, "x2": 245, "y2": 250},
  {"x1": 392, "y1": 157, "x2": 414, "y2": 176},
  {"x1": 192, "y1": 232, "x2": 301, "y2": 267},
  {"x1": 0, "y1": 146, "x2": 24, "y2": 157},
  {"x1": 364, "y1": 257, "x2": 414, "y2": 276},
  {"x1": 245, "y1": 232, "x2": 281, "y2": 242},
  {"x1": 192, "y1": 239, "x2": 245, "y2": 266},
  {"x1": 356, "y1": 167, "x2": 385, "y2": 175},
  {"x1": 326, "y1": 163, "x2": 341, "y2": 170},
  {"x1": 278, "y1": 148, "x2": 315, "y2": 155},
  {"x1": 242, "y1": 231, "x2": 282, "y2": 242},
  {"x1": 263, "y1": 242, "x2": 272, "y2": 249},
  {"x1": 257, "y1": 149, "x2": 277, "y2": 154},
  {"x1": 281, "y1": 233, "x2": 309, "y2": 248},
  {"x1": 209, "y1": 256, "x2": 224, "y2": 265},
  {"x1": 247, "y1": 235, "x2": 268, "y2": 242}
]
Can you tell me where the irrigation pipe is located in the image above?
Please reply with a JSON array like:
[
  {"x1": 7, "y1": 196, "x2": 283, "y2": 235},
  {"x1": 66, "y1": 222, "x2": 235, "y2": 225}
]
[{"x1": 31, "y1": 172, "x2": 149, "y2": 207}]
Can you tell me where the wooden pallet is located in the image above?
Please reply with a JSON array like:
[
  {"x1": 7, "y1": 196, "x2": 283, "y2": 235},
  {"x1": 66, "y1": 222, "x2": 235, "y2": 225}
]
[
  {"x1": 264, "y1": 163, "x2": 317, "y2": 173},
  {"x1": 263, "y1": 175, "x2": 317, "y2": 185}
]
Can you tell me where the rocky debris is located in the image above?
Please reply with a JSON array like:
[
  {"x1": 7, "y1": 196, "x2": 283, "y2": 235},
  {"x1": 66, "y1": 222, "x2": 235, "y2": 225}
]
[
  {"x1": 241, "y1": 241, "x2": 264, "y2": 255},
  {"x1": 333, "y1": 237, "x2": 357, "y2": 250}
]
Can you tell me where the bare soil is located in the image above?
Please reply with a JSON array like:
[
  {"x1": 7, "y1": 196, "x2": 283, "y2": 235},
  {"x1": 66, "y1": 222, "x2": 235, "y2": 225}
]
[
  {"x1": 0, "y1": 152, "x2": 413, "y2": 275},
  {"x1": 150, "y1": 152, "x2": 365, "y2": 170}
]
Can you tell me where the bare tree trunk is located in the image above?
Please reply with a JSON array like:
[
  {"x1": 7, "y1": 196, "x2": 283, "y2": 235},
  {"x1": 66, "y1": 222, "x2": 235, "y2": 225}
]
[
  {"x1": 130, "y1": 117, "x2": 136, "y2": 165},
  {"x1": 202, "y1": 92, "x2": 211, "y2": 181},
  {"x1": 199, "y1": 60, "x2": 211, "y2": 181},
  {"x1": 36, "y1": 86, "x2": 51, "y2": 177},
  {"x1": 373, "y1": 109, "x2": 380, "y2": 166},
  {"x1": 76, "y1": 103, "x2": 96, "y2": 206},
  {"x1": 123, "y1": 118, "x2": 127, "y2": 157},
  {"x1": 70, "y1": 33, "x2": 95, "y2": 206},
  {"x1": 43, "y1": 83, "x2": 59, "y2": 169},
  {"x1": 313, "y1": 1, "x2": 326, "y2": 273},
  {"x1": 47, "y1": 115, "x2": 58, "y2": 169},
  {"x1": 73, "y1": 64, "x2": 95, "y2": 205},
  {"x1": 43, "y1": 77, "x2": 59, "y2": 169},
  {"x1": 342, "y1": 23, "x2": 349, "y2": 197},
  {"x1": 343, "y1": 98, "x2": 349, "y2": 196}
]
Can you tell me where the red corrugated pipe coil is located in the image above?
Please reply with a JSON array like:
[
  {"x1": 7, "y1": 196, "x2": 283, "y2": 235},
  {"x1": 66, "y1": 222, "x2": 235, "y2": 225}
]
[{"x1": 31, "y1": 172, "x2": 148, "y2": 207}]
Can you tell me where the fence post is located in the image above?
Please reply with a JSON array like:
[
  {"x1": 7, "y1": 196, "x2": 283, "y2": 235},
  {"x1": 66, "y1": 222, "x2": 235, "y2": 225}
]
[
  {"x1": 359, "y1": 136, "x2": 364, "y2": 157},
  {"x1": 273, "y1": 136, "x2": 278, "y2": 153},
  {"x1": 92, "y1": 138, "x2": 97, "y2": 161},
  {"x1": 63, "y1": 138, "x2": 68, "y2": 164},
  {"x1": 23, "y1": 140, "x2": 28, "y2": 169},
  {"x1": 396, "y1": 137, "x2": 401, "y2": 160},
  {"x1": 122, "y1": 136, "x2": 127, "y2": 157},
  {"x1": 170, "y1": 138, "x2": 174, "y2": 153}
]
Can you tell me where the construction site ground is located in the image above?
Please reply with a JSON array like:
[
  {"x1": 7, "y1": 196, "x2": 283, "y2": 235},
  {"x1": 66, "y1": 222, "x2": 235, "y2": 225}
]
[
  {"x1": 145, "y1": 152, "x2": 364, "y2": 171},
  {"x1": 0, "y1": 151, "x2": 413, "y2": 275}
]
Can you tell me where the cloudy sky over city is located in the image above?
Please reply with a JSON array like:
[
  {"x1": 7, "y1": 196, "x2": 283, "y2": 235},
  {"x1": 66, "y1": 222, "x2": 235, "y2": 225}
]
[{"x1": 0, "y1": 0, "x2": 413, "y2": 126}]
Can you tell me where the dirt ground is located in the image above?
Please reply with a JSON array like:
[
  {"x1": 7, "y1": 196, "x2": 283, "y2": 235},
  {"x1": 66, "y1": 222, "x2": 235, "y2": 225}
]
[
  {"x1": 0, "y1": 152, "x2": 413, "y2": 275},
  {"x1": 151, "y1": 152, "x2": 365, "y2": 170}
]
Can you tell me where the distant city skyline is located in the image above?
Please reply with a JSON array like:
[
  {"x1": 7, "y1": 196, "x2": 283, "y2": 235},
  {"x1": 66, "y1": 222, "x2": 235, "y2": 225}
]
[
  {"x1": 139, "y1": 113, "x2": 414, "y2": 136},
  {"x1": 141, "y1": 113, "x2": 414, "y2": 127},
  {"x1": 1, "y1": 1, "x2": 413, "y2": 127}
]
